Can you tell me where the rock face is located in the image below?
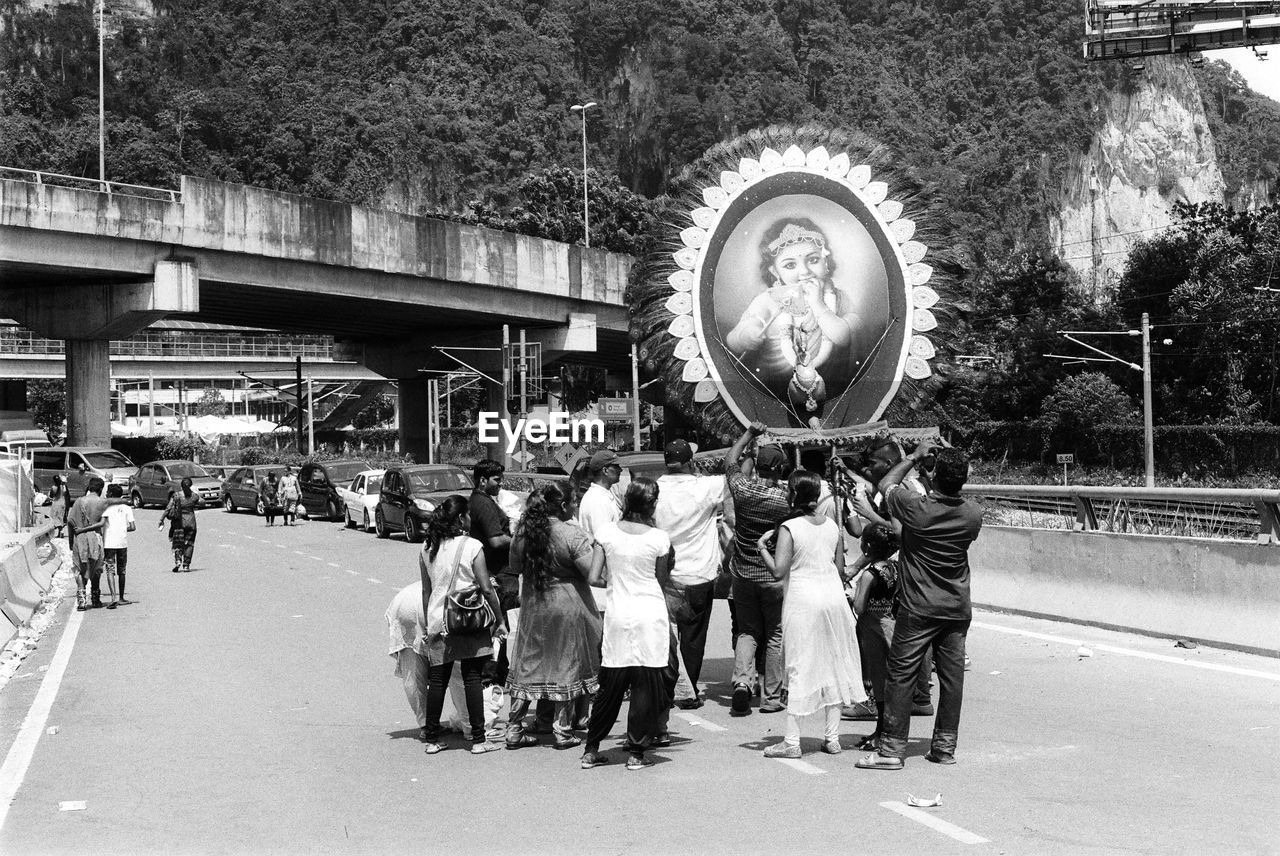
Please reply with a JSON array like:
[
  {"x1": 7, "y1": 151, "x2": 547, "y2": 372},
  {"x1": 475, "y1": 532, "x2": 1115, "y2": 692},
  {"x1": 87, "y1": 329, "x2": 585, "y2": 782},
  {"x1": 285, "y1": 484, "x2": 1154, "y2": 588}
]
[{"x1": 1051, "y1": 57, "x2": 1226, "y2": 296}]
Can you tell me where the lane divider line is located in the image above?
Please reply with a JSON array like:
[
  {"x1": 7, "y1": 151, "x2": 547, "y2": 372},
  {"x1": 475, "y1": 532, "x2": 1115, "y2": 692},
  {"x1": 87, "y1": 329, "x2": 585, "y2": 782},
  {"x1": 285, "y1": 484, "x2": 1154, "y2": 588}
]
[
  {"x1": 772, "y1": 757, "x2": 826, "y2": 776},
  {"x1": 327, "y1": 563, "x2": 340, "y2": 568},
  {"x1": 672, "y1": 711, "x2": 727, "y2": 733},
  {"x1": 367, "y1": 578, "x2": 383, "y2": 585},
  {"x1": 344, "y1": 570, "x2": 358, "y2": 576},
  {"x1": 0, "y1": 608, "x2": 85, "y2": 834},
  {"x1": 880, "y1": 801, "x2": 989, "y2": 844},
  {"x1": 972, "y1": 621, "x2": 1280, "y2": 682}
]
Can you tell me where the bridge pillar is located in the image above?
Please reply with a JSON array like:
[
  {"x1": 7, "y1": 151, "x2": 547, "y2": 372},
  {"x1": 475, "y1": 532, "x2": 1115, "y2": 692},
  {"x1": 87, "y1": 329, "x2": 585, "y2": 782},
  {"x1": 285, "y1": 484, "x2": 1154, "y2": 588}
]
[
  {"x1": 0, "y1": 381, "x2": 28, "y2": 411},
  {"x1": 0, "y1": 261, "x2": 198, "y2": 446},
  {"x1": 65, "y1": 340, "x2": 112, "y2": 447},
  {"x1": 397, "y1": 377, "x2": 432, "y2": 462}
]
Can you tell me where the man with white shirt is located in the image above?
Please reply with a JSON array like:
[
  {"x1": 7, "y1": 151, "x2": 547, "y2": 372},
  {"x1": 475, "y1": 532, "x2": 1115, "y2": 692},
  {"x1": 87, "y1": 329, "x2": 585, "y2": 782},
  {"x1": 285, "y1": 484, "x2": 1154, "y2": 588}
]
[
  {"x1": 655, "y1": 439, "x2": 725, "y2": 710},
  {"x1": 576, "y1": 449, "x2": 622, "y2": 540}
]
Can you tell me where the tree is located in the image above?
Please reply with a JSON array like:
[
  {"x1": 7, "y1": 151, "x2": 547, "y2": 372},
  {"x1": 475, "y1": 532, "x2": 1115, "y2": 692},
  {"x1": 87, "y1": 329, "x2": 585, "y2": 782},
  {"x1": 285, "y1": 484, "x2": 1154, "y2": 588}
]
[
  {"x1": 352, "y1": 392, "x2": 396, "y2": 429},
  {"x1": 192, "y1": 387, "x2": 228, "y2": 417},
  {"x1": 26, "y1": 380, "x2": 66, "y2": 442},
  {"x1": 1038, "y1": 372, "x2": 1137, "y2": 458}
]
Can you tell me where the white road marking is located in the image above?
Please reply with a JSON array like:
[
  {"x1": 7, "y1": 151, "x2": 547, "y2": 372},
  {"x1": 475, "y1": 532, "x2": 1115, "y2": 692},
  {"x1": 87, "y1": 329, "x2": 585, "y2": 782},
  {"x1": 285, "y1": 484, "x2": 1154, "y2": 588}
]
[
  {"x1": 972, "y1": 620, "x2": 1280, "y2": 682},
  {"x1": 0, "y1": 609, "x2": 85, "y2": 833},
  {"x1": 367, "y1": 578, "x2": 383, "y2": 585},
  {"x1": 881, "y1": 801, "x2": 989, "y2": 844},
  {"x1": 327, "y1": 563, "x2": 340, "y2": 568},
  {"x1": 307, "y1": 556, "x2": 324, "y2": 562},
  {"x1": 344, "y1": 570, "x2": 358, "y2": 576},
  {"x1": 772, "y1": 757, "x2": 826, "y2": 776},
  {"x1": 276, "y1": 544, "x2": 287, "y2": 549},
  {"x1": 293, "y1": 551, "x2": 306, "y2": 556},
  {"x1": 672, "y1": 711, "x2": 727, "y2": 732}
]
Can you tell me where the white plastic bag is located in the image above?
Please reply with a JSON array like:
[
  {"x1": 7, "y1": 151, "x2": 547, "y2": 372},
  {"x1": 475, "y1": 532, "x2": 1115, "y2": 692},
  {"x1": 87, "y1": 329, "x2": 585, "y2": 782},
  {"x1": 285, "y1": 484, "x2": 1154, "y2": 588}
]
[{"x1": 448, "y1": 683, "x2": 506, "y2": 740}]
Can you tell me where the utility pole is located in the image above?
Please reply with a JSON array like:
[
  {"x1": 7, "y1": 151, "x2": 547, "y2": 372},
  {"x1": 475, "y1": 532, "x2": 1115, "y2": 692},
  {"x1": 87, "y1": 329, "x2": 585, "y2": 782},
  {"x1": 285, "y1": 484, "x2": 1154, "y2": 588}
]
[
  {"x1": 519, "y1": 328, "x2": 528, "y2": 471},
  {"x1": 1141, "y1": 312, "x2": 1154, "y2": 488},
  {"x1": 427, "y1": 378, "x2": 439, "y2": 464},
  {"x1": 97, "y1": 0, "x2": 105, "y2": 186},
  {"x1": 631, "y1": 344, "x2": 642, "y2": 452},
  {"x1": 295, "y1": 356, "x2": 305, "y2": 453},
  {"x1": 148, "y1": 371, "x2": 155, "y2": 435},
  {"x1": 306, "y1": 375, "x2": 315, "y2": 457},
  {"x1": 500, "y1": 325, "x2": 511, "y2": 470}
]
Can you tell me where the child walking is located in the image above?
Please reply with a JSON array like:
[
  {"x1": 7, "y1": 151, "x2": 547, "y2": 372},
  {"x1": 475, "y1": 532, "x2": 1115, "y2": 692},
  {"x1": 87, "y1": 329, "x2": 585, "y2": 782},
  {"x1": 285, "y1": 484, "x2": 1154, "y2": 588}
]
[{"x1": 102, "y1": 484, "x2": 136, "y2": 608}]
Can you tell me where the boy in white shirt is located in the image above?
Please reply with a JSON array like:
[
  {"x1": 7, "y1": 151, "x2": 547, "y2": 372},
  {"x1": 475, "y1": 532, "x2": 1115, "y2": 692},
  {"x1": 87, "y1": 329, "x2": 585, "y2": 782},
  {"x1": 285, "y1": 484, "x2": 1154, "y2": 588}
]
[{"x1": 102, "y1": 484, "x2": 136, "y2": 608}]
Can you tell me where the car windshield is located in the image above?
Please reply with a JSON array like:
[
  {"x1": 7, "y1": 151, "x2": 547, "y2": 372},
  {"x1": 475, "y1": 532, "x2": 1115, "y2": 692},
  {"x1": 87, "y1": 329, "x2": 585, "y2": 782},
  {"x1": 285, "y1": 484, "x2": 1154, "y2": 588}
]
[
  {"x1": 323, "y1": 462, "x2": 368, "y2": 483},
  {"x1": 83, "y1": 451, "x2": 134, "y2": 469},
  {"x1": 168, "y1": 462, "x2": 210, "y2": 479},
  {"x1": 406, "y1": 469, "x2": 470, "y2": 493},
  {"x1": 366, "y1": 474, "x2": 384, "y2": 493}
]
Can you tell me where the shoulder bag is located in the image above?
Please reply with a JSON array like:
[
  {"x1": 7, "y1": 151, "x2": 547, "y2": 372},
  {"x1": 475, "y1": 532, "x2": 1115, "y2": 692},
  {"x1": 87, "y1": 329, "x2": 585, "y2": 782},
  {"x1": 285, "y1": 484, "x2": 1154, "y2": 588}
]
[{"x1": 443, "y1": 540, "x2": 495, "y2": 637}]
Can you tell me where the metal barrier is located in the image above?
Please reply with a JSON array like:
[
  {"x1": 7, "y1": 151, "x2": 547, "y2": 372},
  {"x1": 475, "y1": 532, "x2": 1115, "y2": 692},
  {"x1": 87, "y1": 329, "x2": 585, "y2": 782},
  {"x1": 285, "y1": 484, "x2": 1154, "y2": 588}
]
[
  {"x1": 1, "y1": 166, "x2": 180, "y2": 203},
  {"x1": 0, "y1": 326, "x2": 332, "y2": 359},
  {"x1": 964, "y1": 484, "x2": 1280, "y2": 544}
]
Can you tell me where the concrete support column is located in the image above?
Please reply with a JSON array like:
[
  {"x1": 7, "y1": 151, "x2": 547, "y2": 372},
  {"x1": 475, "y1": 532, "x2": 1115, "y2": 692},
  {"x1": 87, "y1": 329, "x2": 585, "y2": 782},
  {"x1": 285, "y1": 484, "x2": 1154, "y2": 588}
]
[
  {"x1": 0, "y1": 381, "x2": 28, "y2": 411},
  {"x1": 65, "y1": 339, "x2": 112, "y2": 447},
  {"x1": 397, "y1": 377, "x2": 432, "y2": 462}
]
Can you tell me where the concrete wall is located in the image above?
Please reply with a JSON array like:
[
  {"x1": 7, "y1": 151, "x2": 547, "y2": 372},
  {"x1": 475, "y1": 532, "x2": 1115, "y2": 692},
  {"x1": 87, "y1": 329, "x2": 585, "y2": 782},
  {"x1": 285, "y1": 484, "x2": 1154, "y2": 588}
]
[
  {"x1": 0, "y1": 176, "x2": 631, "y2": 306},
  {"x1": 972, "y1": 527, "x2": 1280, "y2": 657}
]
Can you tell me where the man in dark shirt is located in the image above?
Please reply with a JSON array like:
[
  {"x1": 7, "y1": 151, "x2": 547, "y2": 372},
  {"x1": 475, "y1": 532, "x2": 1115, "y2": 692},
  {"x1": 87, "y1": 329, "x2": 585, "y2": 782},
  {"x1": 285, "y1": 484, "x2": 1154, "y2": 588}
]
[
  {"x1": 725, "y1": 422, "x2": 791, "y2": 717},
  {"x1": 470, "y1": 459, "x2": 515, "y2": 685},
  {"x1": 857, "y1": 442, "x2": 983, "y2": 770}
]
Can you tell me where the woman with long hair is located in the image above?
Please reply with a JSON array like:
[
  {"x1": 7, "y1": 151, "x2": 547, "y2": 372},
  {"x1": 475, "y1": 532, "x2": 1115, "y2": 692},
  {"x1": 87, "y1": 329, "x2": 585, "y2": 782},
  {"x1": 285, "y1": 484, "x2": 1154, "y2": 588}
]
[
  {"x1": 419, "y1": 495, "x2": 508, "y2": 755},
  {"x1": 47, "y1": 474, "x2": 69, "y2": 537},
  {"x1": 581, "y1": 478, "x2": 673, "y2": 771},
  {"x1": 758, "y1": 470, "x2": 865, "y2": 757},
  {"x1": 504, "y1": 484, "x2": 602, "y2": 750},
  {"x1": 159, "y1": 477, "x2": 200, "y2": 573}
]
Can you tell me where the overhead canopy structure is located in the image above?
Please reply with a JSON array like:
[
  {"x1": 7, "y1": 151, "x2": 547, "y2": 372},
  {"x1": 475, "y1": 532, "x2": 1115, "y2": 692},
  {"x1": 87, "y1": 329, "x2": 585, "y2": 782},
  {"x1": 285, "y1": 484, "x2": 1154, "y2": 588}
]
[{"x1": 1085, "y1": 0, "x2": 1280, "y2": 60}]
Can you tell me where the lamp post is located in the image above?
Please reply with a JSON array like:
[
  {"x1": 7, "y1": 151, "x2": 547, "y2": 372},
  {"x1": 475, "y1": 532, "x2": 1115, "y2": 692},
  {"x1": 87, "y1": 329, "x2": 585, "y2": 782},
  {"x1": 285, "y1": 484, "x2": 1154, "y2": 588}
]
[
  {"x1": 97, "y1": 0, "x2": 105, "y2": 185},
  {"x1": 569, "y1": 101, "x2": 597, "y2": 248}
]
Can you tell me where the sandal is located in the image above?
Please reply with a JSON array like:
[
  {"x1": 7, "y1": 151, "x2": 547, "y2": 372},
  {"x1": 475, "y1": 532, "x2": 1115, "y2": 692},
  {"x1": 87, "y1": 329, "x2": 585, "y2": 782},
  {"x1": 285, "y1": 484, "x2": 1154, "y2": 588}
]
[{"x1": 854, "y1": 753, "x2": 904, "y2": 770}]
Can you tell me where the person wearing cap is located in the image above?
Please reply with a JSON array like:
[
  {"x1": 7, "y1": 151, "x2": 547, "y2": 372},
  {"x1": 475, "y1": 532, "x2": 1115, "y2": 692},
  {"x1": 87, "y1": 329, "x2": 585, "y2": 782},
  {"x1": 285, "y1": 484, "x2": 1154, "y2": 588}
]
[
  {"x1": 576, "y1": 449, "x2": 623, "y2": 610},
  {"x1": 724, "y1": 422, "x2": 792, "y2": 716},
  {"x1": 654, "y1": 439, "x2": 725, "y2": 710}
]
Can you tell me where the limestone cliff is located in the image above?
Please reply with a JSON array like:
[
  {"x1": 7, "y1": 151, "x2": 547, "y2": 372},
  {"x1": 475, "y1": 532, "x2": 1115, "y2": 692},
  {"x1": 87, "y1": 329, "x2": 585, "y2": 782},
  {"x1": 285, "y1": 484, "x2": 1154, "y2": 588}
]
[{"x1": 1051, "y1": 57, "x2": 1226, "y2": 296}]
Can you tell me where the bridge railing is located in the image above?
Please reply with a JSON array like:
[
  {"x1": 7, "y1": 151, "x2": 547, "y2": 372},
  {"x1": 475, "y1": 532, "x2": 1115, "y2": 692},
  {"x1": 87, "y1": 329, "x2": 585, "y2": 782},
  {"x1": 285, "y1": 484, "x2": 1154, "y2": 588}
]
[
  {"x1": 0, "y1": 326, "x2": 331, "y2": 359},
  {"x1": 964, "y1": 483, "x2": 1280, "y2": 544},
  {"x1": 0, "y1": 166, "x2": 180, "y2": 203}
]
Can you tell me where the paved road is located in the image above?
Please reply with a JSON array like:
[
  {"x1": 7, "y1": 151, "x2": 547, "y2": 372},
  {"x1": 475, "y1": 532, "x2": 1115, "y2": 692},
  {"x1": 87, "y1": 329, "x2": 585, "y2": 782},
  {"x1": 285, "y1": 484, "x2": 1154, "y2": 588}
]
[{"x1": 0, "y1": 506, "x2": 1277, "y2": 856}]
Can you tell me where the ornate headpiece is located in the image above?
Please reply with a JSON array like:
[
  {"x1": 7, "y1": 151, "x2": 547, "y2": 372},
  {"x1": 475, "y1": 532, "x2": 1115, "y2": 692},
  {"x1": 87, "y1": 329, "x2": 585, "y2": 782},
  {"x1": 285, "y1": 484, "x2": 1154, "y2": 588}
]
[{"x1": 767, "y1": 223, "x2": 828, "y2": 256}]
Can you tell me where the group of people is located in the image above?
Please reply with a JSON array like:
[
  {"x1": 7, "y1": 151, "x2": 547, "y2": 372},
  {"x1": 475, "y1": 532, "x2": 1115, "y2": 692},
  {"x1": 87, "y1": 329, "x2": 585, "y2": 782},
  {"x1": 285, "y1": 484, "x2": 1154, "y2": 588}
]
[
  {"x1": 390, "y1": 422, "x2": 983, "y2": 772},
  {"x1": 256, "y1": 467, "x2": 303, "y2": 526}
]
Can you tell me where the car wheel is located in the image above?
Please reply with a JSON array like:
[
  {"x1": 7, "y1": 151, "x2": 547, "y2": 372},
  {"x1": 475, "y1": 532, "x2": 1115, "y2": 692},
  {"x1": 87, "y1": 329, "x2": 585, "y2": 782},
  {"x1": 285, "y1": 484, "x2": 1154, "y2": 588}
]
[
  {"x1": 326, "y1": 499, "x2": 341, "y2": 521},
  {"x1": 375, "y1": 508, "x2": 390, "y2": 539},
  {"x1": 255, "y1": 497, "x2": 266, "y2": 516},
  {"x1": 130, "y1": 491, "x2": 144, "y2": 509},
  {"x1": 345, "y1": 508, "x2": 357, "y2": 528},
  {"x1": 362, "y1": 510, "x2": 371, "y2": 532},
  {"x1": 223, "y1": 495, "x2": 236, "y2": 513},
  {"x1": 404, "y1": 514, "x2": 424, "y2": 544}
]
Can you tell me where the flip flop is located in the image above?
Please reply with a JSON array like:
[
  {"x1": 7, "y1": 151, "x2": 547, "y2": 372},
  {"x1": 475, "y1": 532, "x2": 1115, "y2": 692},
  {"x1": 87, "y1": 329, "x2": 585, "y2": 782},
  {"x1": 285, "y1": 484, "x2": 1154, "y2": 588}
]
[{"x1": 854, "y1": 753, "x2": 904, "y2": 771}]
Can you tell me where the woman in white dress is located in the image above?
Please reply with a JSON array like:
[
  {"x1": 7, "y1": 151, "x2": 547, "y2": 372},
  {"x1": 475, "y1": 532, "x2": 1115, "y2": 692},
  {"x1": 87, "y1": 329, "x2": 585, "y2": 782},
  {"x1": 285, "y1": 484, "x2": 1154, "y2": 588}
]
[
  {"x1": 759, "y1": 470, "x2": 866, "y2": 757},
  {"x1": 581, "y1": 478, "x2": 673, "y2": 772}
]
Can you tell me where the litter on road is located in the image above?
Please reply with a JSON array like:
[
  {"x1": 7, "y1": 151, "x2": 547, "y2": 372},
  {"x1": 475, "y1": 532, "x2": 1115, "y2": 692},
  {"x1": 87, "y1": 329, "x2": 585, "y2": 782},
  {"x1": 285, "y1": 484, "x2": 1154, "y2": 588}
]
[
  {"x1": 907, "y1": 793, "x2": 943, "y2": 808},
  {"x1": 1077, "y1": 646, "x2": 1094, "y2": 658},
  {"x1": 58, "y1": 801, "x2": 86, "y2": 812}
]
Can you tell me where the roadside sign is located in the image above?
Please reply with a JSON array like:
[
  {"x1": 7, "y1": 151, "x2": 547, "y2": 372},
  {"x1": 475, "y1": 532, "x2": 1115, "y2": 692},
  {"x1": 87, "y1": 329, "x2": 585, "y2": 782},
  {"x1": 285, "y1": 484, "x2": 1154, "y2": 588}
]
[
  {"x1": 598, "y1": 397, "x2": 631, "y2": 422},
  {"x1": 510, "y1": 450, "x2": 536, "y2": 467},
  {"x1": 565, "y1": 447, "x2": 589, "y2": 474},
  {"x1": 552, "y1": 443, "x2": 579, "y2": 472},
  {"x1": 1056, "y1": 454, "x2": 1074, "y2": 464}
]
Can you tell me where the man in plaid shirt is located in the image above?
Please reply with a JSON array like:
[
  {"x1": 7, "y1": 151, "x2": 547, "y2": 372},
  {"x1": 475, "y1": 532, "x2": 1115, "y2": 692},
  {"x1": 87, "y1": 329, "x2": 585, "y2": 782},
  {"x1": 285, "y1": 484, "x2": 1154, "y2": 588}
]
[{"x1": 725, "y1": 422, "x2": 792, "y2": 716}]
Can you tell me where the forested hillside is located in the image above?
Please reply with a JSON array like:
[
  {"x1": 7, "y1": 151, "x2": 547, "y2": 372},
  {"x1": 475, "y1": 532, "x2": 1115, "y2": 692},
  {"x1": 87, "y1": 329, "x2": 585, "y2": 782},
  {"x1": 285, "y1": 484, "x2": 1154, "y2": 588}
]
[{"x1": 5, "y1": 0, "x2": 1275, "y2": 261}]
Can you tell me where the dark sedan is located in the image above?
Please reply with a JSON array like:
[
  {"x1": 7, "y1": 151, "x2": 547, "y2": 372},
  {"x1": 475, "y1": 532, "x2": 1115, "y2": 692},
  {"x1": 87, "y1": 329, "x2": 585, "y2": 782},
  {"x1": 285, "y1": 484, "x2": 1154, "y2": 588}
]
[
  {"x1": 220, "y1": 465, "x2": 287, "y2": 515},
  {"x1": 129, "y1": 460, "x2": 223, "y2": 508},
  {"x1": 375, "y1": 464, "x2": 471, "y2": 542}
]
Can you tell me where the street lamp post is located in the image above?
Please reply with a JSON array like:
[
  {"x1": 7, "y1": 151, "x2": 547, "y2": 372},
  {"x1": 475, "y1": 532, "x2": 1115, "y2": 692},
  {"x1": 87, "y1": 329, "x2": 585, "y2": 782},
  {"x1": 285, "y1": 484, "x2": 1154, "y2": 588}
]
[
  {"x1": 97, "y1": 0, "x2": 106, "y2": 185},
  {"x1": 569, "y1": 101, "x2": 597, "y2": 248}
]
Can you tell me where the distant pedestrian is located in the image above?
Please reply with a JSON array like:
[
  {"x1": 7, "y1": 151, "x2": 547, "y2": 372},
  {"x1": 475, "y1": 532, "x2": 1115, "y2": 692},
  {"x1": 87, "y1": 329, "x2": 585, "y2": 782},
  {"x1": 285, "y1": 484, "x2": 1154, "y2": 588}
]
[
  {"x1": 758, "y1": 470, "x2": 865, "y2": 758},
  {"x1": 419, "y1": 495, "x2": 508, "y2": 755},
  {"x1": 654, "y1": 439, "x2": 725, "y2": 710},
  {"x1": 67, "y1": 477, "x2": 110, "y2": 610},
  {"x1": 724, "y1": 422, "x2": 792, "y2": 716},
  {"x1": 47, "y1": 474, "x2": 69, "y2": 537},
  {"x1": 505, "y1": 484, "x2": 602, "y2": 750},
  {"x1": 160, "y1": 477, "x2": 200, "y2": 572},
  {"x1": 277, "y1": 466, "x2": 301, "y2": 526},
  {"x1": 857, "y1": 443, "x2": 982, "y2": 770},
  {"x1": 260, "y1": 471, "x2": 282, "y2": 525},
  {"x1": 101, "y1": 484, "x2": 136, "y2": 608},
  {"x1": 581, "y1": 478, "x2": 674, "y2": 772}
]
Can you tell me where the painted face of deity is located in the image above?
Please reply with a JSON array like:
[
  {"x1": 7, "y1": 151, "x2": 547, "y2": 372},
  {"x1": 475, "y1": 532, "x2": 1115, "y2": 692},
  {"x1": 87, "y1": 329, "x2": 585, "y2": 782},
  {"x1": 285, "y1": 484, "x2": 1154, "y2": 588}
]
[{"x1": 769, "y1": 239, "x2": 828, "y2": 291}]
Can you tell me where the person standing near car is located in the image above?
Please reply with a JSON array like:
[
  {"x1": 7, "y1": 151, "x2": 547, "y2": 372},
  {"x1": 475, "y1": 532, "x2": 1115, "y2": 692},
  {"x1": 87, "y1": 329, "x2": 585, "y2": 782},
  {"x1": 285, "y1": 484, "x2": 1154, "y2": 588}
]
[
  {"x1": 159, "y1": 477, "x2": 200, "y2": 572},
  {"x1": 654, "y1": 439, "x2": 725, "y2": 710},
  {"x1": 277, "y1": 466, "x2": 301, "y2": 526},
  {"x1": 259, "y1": 471, "x2": 282, "y2": 526},
  {"x1": 469, "y1": 459, "x2": 516, "y2": 684}
]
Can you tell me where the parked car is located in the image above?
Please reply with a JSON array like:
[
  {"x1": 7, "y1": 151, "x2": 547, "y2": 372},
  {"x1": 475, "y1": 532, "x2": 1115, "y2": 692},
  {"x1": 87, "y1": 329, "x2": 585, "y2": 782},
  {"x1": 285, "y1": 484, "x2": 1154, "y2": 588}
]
[
  {"x1": 0, "y1": 428, "x2": 53, "y2": 457},
  {"x1": 220, "y1": 465, "x2": 288, "y2": 515},
  {"x1": 129, "y1": 460, "x2": 223, "y2": 508},
  {"x1": 32, "y1": 447, "x2": 137, "y2": 497},
  {"x1": 298, "y1": 460, "x2": 371, "y2": 520},
  {"x1": 375, "y1": 464, "x2": 471, "y2": 542},
  {"x1": 339, "y1": 469, "x2": 385, "y2": 531}
]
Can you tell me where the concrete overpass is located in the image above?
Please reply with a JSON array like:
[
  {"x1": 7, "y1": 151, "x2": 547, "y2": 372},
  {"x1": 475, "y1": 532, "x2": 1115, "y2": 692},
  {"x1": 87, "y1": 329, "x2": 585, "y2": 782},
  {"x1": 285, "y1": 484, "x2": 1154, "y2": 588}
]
[{"x1": 0, "y1": 172, "x2": 632, "y2": 453}]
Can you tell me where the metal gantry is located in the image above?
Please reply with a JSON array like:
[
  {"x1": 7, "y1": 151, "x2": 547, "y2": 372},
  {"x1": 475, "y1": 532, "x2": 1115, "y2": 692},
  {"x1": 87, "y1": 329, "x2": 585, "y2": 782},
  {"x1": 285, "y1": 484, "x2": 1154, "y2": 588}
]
[{"x1": 1085, "y1": 0, "x2": 1280, "y2": 61}]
